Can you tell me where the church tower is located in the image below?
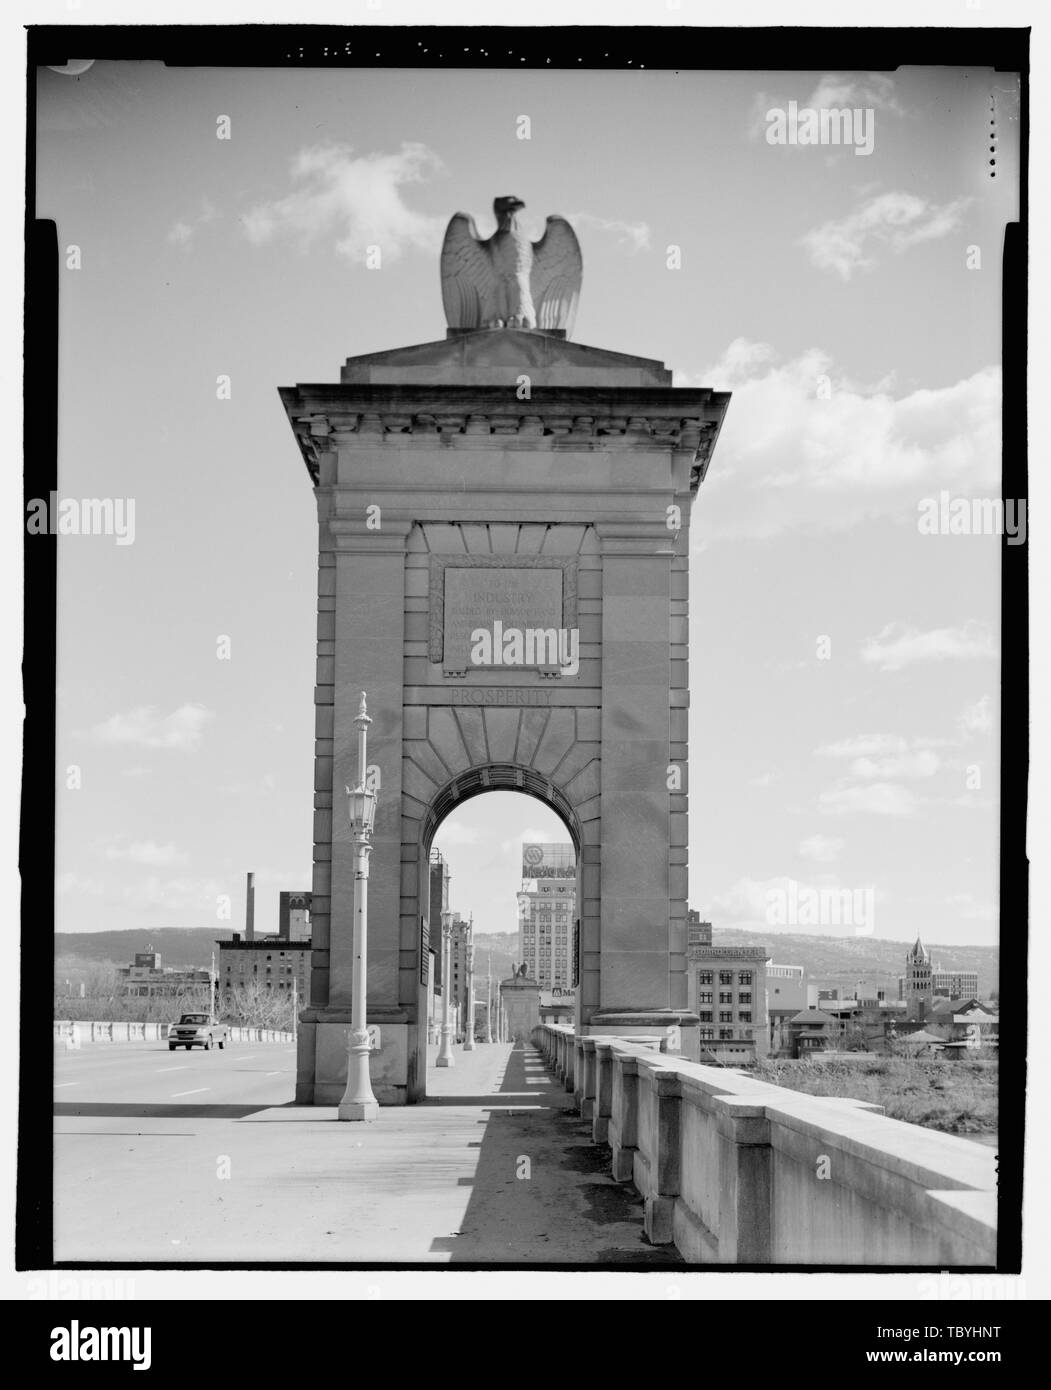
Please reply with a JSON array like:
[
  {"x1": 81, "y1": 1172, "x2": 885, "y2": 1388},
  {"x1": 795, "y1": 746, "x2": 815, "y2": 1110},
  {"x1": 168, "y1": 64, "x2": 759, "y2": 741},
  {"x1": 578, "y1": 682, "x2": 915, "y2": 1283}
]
[{"x1": 904, "y1": 936, "x2": 932, "y2": 1000}]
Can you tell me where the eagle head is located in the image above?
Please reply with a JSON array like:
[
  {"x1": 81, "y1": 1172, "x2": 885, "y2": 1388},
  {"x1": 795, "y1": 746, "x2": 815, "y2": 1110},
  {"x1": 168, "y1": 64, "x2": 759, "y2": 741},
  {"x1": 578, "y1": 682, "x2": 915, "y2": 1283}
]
[{"x1": 493, "y1": 195, "x2": 526, "y2": 216}]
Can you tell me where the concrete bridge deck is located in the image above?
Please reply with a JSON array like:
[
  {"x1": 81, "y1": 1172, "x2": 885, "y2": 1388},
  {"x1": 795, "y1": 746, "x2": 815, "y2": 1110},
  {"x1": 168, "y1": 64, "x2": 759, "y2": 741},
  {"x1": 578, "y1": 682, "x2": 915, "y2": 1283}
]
[{"x1": 53, "y1": 1040, "x2": 678, "y2": 1266}]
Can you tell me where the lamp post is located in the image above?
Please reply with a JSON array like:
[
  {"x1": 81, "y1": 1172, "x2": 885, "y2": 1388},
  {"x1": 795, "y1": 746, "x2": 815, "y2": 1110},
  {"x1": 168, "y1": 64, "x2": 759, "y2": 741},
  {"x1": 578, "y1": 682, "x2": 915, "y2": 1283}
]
[
  {"x1": 338, "y1": 692, "x2": 380, "y2": 1122},
  {"x1": 436, "y1": 910, "x2": 456, "y2": 1066},
  {"x1": 463, "y1": 919, "x2": 475, "y2": 1051},
  {"x1": 484, "y1": 951, "x2": 493, "y2": 1044}
]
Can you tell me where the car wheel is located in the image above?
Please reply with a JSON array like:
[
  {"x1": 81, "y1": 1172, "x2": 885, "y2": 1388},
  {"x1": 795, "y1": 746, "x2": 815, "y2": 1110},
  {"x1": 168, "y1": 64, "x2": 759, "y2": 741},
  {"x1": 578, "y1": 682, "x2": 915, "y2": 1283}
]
[
  {"x1": 218, "y1": 1040, "x2": 225, "y2": 1049},
  {"x1": 168, "y1": 1043, "x2": 176, "y2": 1051}
]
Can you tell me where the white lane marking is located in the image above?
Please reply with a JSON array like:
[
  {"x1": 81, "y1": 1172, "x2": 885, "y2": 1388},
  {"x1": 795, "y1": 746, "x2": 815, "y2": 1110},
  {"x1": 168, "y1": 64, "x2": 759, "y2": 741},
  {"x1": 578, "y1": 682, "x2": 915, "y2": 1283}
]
[
  {"x1": 170, "y1": 1087, "x2": 209, "y2": 1098},
  {"x1": 156, "y1": 1066, "x2": 189, "y2": 1072},
  {"x1": 54, "y1": 1082, "x2": 78, "y2": 1088}
]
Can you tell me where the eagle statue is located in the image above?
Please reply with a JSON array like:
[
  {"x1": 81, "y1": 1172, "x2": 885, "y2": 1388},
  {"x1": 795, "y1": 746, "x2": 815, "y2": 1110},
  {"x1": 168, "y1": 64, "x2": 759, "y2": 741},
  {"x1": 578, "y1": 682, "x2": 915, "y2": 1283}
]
[{"x1": 440, "y1": 196, "x2": 583, "y2": 336}]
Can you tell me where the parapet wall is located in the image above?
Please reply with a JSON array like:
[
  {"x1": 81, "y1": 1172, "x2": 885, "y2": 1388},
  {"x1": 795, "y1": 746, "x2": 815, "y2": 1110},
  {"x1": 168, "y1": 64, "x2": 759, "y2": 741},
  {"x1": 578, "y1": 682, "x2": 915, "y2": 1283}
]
[
  {"x1": 54, "y1": 1021, "x2": 294, "y2": 1045},
  {"x1": 533, "y1": 1023, "x2": 996, "y2": 1266}
]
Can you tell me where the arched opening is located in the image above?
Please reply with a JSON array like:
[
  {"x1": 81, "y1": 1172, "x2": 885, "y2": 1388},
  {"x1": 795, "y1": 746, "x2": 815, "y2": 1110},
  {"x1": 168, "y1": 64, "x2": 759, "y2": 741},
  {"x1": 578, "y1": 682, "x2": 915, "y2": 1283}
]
[{"x1": 414, "y1": 773, "x2": 583, "y2": 1100}]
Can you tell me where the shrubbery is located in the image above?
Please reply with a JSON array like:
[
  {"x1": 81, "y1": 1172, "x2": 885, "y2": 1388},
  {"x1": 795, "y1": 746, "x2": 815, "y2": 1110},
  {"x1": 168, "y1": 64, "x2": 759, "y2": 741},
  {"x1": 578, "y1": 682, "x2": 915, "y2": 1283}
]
[{"x1": 752, "y1": 1054, "x2": 998, "y2": 1135}]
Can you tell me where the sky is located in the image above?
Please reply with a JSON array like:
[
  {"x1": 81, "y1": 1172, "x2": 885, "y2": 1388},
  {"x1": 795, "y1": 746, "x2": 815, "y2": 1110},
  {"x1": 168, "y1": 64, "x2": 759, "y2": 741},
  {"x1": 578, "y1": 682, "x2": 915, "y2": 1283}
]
[{"x1": 35, "y1": 60, "x2": 1020, "y2": 947}]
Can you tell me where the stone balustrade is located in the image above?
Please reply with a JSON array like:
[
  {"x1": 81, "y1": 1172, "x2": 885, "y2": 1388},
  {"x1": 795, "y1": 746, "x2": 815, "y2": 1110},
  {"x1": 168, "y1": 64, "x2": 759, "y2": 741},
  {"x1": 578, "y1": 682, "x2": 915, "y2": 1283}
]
[{"x1": 533, "y1": 1023, "x2": 996, "y2": 1266}]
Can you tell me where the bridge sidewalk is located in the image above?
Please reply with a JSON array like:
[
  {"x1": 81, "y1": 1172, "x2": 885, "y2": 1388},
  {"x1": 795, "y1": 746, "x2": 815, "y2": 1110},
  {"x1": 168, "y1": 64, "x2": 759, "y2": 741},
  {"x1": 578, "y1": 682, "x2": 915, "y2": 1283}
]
[{"x1": 55, "y1": 1041, "x2": 678, "y2": 1266}]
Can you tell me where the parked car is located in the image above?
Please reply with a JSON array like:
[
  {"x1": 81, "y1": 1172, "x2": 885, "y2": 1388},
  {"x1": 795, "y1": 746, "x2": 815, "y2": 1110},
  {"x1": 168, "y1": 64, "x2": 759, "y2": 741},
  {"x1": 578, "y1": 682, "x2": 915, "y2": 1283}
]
[{"x1": 168, "y1": 1013, "x2": 230, "y2": 1051}]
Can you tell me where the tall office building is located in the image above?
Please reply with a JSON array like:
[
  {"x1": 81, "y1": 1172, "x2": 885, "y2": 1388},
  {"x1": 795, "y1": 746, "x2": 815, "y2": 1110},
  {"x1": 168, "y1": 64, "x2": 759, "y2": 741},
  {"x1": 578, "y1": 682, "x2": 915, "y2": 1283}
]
[{"x1": 517, "y1": 842, "x2": 576, "y2": 990}]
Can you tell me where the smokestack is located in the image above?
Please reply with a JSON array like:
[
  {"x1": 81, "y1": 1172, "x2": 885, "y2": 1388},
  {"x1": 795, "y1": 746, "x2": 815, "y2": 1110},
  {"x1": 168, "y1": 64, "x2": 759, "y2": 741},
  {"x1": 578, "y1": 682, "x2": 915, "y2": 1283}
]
[{"x1": 246, "y1": 871, "x2": 255, "y2": 941}]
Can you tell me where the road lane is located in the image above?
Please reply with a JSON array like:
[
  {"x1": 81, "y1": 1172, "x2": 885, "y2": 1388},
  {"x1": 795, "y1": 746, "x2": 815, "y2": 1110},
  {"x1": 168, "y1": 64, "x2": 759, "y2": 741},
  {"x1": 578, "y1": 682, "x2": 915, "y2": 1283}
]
[{"x1": 54, "y1": 1041, "x2": 297, "y2": 1108}]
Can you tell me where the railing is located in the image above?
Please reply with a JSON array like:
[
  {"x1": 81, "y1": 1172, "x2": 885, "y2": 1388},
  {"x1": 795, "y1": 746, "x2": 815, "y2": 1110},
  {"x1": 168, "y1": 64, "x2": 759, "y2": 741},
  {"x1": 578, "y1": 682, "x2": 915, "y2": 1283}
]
[
  {"x1": 54, "y1": 1021, "x2": 294, "y2": 1046},
  {"x1": 532, "y1": 1023, "x2": 996, "y2": 1266}
]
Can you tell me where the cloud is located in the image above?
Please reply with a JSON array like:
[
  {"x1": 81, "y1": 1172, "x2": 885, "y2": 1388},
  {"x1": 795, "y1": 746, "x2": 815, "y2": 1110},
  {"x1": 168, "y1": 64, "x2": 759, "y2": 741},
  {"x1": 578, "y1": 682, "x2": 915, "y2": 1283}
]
[
  {"x1": 434, "y1": 823, "x2": 483, "y2": 848},
  {"x1": 242, "y1": 141, "x2": 444, "y2": 264},
  {"x1": 105, "y1": 841, "x2": 189, "y2": 867},
  {"x1": 798, "y1": 835, "x2": 844, "y2": 863},
  {"x1": 804, "y1": 73, "x2": 905, "y2": 116},
  {"x1": 947, "y1": 892, "x2": 997, "y2": 922},
  {"x1": 56, "y1": 872, "x2": 106, "y2": 897},
  {"x1": 88, "y1": 703, "x2": 214, "y2": 751},
  {"x1": 801, "y1": 191, "x2": 969, "y2": 280},
  {"x1": 860, "y1": 622, "x2": 996, "y2": 672},
  {"x1": 166, "y1": 198, "x2": 219, "y2": 248},
  {"x1": 848, "y1": 749, "x2": 940, "y2": 779},
  {"x1": 819, "y1": 782, "x2": 918, "y2": 816},
  {"x1": 121, "y1": 876, "x2": 227, "y2": 912},
  {"x1": 818, "y1": 734, "x2": 908, "y2": 759},
  {"x1": 680, "y1": 340, "x2": 1000, "y2": 537},
  {"x1": 565, "y1": 212, "x2": 650, "y2": 251}
]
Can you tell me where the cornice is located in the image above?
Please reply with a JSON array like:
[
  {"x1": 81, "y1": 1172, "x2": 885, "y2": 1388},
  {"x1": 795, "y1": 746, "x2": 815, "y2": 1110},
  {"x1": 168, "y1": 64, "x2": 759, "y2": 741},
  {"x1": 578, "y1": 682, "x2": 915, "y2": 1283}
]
[{"x1": 284, "y1": 403, "x2": 722, "y2": 490}]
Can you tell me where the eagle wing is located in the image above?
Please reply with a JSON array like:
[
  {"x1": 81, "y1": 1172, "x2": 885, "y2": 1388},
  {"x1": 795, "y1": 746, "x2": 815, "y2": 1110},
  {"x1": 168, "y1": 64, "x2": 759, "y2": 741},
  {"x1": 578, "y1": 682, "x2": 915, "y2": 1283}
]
[
  {"x1": 440, "y1": 213, "x2": 494, "y2": 329},
  {"x1": 530, "y1": 216, "x2": 583, "y2": 335}
]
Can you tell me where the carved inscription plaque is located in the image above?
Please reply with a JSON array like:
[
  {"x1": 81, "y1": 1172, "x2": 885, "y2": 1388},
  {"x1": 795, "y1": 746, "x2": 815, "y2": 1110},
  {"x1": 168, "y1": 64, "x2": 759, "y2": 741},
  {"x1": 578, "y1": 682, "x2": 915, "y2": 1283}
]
[{"x1": 442, "y1": 566, "x2": 564, "y2": 671}]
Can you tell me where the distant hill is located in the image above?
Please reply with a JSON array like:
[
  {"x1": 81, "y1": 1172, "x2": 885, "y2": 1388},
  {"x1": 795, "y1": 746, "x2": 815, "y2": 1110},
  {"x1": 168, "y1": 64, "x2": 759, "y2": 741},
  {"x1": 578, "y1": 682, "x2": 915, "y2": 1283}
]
[
  {"x1": 54, "y1": 926, "x2": 998, "y2": 996},
  {"x1": 53, "y1": 927, "x2": 522, "y2": 982},
  {"x1": 56, "y1": 928, "x2": 238, "y2": 972},
  {"x1": 471, "y1": 933, "x2": 517, "y2": 983}
]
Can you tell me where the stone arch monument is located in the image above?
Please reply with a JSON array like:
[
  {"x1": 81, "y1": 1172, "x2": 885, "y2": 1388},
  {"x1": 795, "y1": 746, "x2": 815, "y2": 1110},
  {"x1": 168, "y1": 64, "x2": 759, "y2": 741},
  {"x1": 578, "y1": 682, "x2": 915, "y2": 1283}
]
[{"x1": 280, "y1": 217, "x2": 729, "y2": 1104}]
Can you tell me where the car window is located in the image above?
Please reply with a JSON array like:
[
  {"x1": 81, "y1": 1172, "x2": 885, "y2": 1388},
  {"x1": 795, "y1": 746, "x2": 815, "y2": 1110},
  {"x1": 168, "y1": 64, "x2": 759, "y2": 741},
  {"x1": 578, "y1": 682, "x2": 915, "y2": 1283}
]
[{"x1": 180, "y1": 1014, "x2": 208, "y2": 1024}]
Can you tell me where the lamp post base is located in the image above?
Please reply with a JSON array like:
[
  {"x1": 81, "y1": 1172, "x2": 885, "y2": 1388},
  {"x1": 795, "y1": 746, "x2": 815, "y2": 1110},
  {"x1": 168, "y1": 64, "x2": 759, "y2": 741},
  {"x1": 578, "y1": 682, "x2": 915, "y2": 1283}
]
[
  {"x1": 338, "y1": 1098, "x2": 380, "y2": 1122},
  {"x1": 436, "y1": 1025, "x2": 456, "y2": 1067},
  {"x1": 337, "y1": 1031, "x2": 380, "y2": 1120}
]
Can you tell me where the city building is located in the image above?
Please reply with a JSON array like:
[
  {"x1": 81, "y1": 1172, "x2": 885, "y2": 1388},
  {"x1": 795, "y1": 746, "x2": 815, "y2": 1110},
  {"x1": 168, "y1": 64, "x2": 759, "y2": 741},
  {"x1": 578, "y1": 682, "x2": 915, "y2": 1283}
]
[
  {"x1": 518, "y1": 841, "x2": 576, "y2": 990},
  {"x1": 925, "y1": 997, "x2": 999, "y2": 1051},
  {"x1": 449, "y1": 911, "x2": 473, "y2": 1027},
  {"x1": 118, "y1": 951, "x2": 212, "y2": 999},
  {"x1": 898, "y1": 936, "x2": 981, "y2": 1009},
  {"x1": 278, "y1": 890, "x2": 312, "y2": 942},
  {"x1": 686, "y1": 916, "x2": 770, "y2": 1059},
  {"x1": 931, "y1": 969, "x2": 980, "y2": 998},
  {"x1": 538, "y1": 988, "x2": 576, "y2": 1026},
  {"x1": 217, "y1": 934, "x2": 312, "y2": 1004},
  {"x1": 766, "y1": 962, "x2": 807, "y2": 1053},
  {"x1": 788, "y1": 1007, "x2": 842, "y2": 1057},
  {"x1": 216, "y1": 878, "x2": 314, "y2": 1004},
  {"x1": 901, "y1": 936, "x2": 933, "y2": 1002}
]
